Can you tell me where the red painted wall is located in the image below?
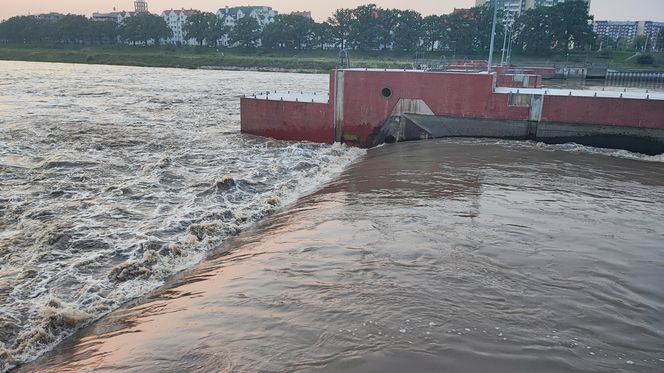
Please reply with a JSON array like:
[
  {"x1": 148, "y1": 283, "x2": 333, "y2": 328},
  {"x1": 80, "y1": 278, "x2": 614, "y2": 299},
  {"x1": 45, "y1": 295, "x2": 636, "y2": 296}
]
[
  {"x1": 240, "y1": 69, "x2": 664, "y2": 147},
  {"x1": 240, "y1": 98, "x2": 333, "y2": 144},
  {"x1": 541, "y1": 96, "x2": 664, "y2": 129},
  {"x1": 339, "y1": 70, "x2": 530, "y2": 143}
]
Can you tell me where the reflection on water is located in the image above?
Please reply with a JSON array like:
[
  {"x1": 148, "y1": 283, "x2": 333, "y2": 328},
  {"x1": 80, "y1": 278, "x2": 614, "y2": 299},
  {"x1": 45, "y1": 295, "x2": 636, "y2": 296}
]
[{"x1": 19, "y1": 139, "x2": 664, "y2": 373}]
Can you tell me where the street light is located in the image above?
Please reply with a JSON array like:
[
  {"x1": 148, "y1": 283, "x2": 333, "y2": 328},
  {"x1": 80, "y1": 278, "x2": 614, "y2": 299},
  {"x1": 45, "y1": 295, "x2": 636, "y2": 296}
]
[{"x1": 487, "y1": 0, "x2": 499, "y2": 73}]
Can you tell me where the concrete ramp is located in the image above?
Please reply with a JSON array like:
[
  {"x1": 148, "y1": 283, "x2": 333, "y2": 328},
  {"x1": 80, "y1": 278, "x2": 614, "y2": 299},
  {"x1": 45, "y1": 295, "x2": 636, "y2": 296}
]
[
  {"x1": 366, "y1": 114, "x2": 536, "y2": 148},
  {"x1": 402, "y1": 114, "x2": 536, "y2": 140}
]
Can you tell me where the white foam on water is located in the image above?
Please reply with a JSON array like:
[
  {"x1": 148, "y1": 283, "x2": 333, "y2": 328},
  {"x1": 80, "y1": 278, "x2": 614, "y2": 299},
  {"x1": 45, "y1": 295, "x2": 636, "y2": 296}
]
[
  {"x1": 436, "y1": 138, "x2": 664, "y2": 163},
  {"x1": 536, "y1": 142, "x2": 664, "y2": 163},
  {"x1": 0, "y1": 61, "x2": 365, "y2": 371}
]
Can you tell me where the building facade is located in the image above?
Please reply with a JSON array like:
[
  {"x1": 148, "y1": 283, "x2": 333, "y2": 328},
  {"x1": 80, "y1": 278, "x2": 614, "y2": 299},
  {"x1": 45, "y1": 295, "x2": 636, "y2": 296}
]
[
  {"x1": 134, "y1": 0, "x2": 149, "y2": 13},
  {"x1": 290, "y1": 11, "x2": 312, "y2": 19},
  {"x1": 641, "y1": 21, "x2": 664, "y2": 49},
  {"x1": 475, "y1": 0, "x2": 590, "y2": 15},
  {"x1": 37, "y1": 13, "x2": 65, "y2": 23},
  {"x1": 593, "y1": 21, "x2": 639, "y2": 43},
  {"x1": 216, "y1": 6, "x2": 277, "y2": 28},
  {"x1": 91, "y1": 11, "x2": 134, "y2": 24},
  {"x1": 161, "y1": 9, "x2": 198, "y2": 45},
  {"x1": 475, "y1": 0, "x2": 526, "y2": 14}
]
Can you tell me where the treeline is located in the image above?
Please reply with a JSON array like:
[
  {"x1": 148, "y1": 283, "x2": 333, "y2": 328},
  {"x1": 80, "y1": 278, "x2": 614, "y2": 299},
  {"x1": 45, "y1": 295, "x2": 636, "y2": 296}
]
[
  {"x1": 0, "y1": 2, "x2": 599, "y2": 55},
  {"x1": 0, "y1": 13, "x2": 171, "y2": 45}
]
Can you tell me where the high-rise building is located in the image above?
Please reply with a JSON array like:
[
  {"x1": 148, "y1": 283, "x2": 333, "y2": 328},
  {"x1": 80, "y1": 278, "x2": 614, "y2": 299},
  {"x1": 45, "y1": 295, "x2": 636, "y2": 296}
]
[
  {"x1": 475, "y1": 0, "x2": 526, "y2": 14},
  {"x1": 475, "y1": 0, "x2": 590, "y2": 15},
  {"x1": 593, "y1": 21, "x2": 639, "y2": 43},
  {"x1": 134, "y1": 0, "x2": 148, "y2": 14},
  {"x1": 594, "y1": 20, "x2": 664, "y2": 49},
  {"x1": 641, "y1": 21, "x2": 664, "y2": 49}
]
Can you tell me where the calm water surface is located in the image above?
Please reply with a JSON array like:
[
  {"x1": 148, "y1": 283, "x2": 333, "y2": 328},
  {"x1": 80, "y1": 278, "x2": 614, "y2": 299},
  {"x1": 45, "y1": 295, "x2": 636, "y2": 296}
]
[{"x1": 2, "y1": 61, "x2": 664, "y2": 372}]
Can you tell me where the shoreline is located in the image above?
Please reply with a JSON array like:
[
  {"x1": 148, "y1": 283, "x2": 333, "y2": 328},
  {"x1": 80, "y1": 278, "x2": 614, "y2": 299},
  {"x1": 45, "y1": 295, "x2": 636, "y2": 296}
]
[
  {"x1": 0, "y1": 57, "x2": 327, "y2": 74},
  {"x1": 1, "y1": 46, "x2": 662, "y2": 74},
  {"x1": 0, "y1": 46, "x2": 405, "y2": 74}
]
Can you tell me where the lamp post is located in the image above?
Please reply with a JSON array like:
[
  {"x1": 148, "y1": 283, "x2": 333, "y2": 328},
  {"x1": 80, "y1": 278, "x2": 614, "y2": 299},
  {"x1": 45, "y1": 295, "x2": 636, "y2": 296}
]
[
  {"x1": 501, "y1": 17, "x2": 508, "y2": 66},
  {"x1": 487, "y1": 0, "x2": 499, "y2": 73}
]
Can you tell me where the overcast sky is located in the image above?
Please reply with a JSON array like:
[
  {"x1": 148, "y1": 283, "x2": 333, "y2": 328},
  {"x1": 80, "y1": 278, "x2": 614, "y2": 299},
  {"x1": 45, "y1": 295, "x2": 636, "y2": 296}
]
[{"x1": 2, "y1": 0, "x2": 663, "y2": 22}]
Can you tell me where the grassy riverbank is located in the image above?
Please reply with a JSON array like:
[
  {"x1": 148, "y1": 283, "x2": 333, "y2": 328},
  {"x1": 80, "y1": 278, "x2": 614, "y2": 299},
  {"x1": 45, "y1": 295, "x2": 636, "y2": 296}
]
[
  {"x1": 0, "y1": 45, "x2": 662, "y2": 72},
  {"x1": 0, "y1": 45, "x2": 411, "y2": 72}
]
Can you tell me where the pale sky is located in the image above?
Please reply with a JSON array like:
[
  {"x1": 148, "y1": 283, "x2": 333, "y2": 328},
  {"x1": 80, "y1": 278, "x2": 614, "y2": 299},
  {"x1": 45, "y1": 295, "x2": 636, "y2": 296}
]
[{"x1": 1, "y1": 0, "x2": 663, "y2": 22}]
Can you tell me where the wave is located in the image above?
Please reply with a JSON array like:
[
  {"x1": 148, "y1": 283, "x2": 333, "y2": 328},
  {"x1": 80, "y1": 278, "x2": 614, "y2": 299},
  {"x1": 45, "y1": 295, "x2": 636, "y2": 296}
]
[
  {"x1": 0, "y1": 142, "x2": 365, "y2": 372},
  {"x1": 537, "y1": 142, "x2": 664, "y2": 163}
]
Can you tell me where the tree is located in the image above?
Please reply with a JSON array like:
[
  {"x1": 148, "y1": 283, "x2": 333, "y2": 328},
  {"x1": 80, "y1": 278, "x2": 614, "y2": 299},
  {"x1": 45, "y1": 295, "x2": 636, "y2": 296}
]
[
  {"x1": 122, "y1": 14, "x2": 171, "y2": 45},
  {"x1": 58, "y1": 15, "x2": 89, "y2": 44},
  {"x1": 393, "y1": 10, "x2": 422, "y2": 52},
  {"x1": 261, "y1": 14, "x2": 317, "y2": 50},
  {"x1": 184, "y1": 11, "x2": 207, "y2": 46},
  {"x1": 0, "y1": 16, "x2": 45, "y2": 43},
  {"x1": 229, "y1": 16, "x2": 261, "y2": 48},
  {"x1": 615, "y1": 37, "x2": 630, "y2": 51},
  {"x1": 633, "y1": 35, "x2": 648, "y2": 51},
  {"x1": 376, "y1": 8, "x2": 398, "y2": 50},
  {"x1": 312, "y1": 22, "x2": 335, "y2": 50},
  {"x1": 422, "y1": 15, "x2": 441, "y2": 52},
  {"x1": 657, "y1": 29, "x2": 664, "y2": 51},
  {"x1": 441, "y1": 7, "x2": 503, "y2": 56},
  {"x1": 89, "y1": 21, "x2": 119, "y2": 44},
  {"x1": 350, "y1": 4, "x2": 381, "y2": 50},
  {"x1": 435, "y1": 14, "x2": 453, "y2": 52},
  {"x1": 514, "y1": 1, "x2": 593, "y2": 55},
  {"x1": 145, "y1": 14, "x2": 173, "y2": 46},
  {"x1": 549, "y1": 1, "x2": 594, "y2": 51},
  {"x1": 206, "y1": 14, "x2": 227, "y2": 47},
  {"x1": 514, "y1": 9, "x2": 552, "y2": 55},
  {"x1": 292, "y1": 15, "x2": 317, "y2": 49},
  {"x1": 184, "y1": 11, "x2": 225, "y2": 46},
  {"x1": 327, "y1": 9, "x2": 353, "y2": 49},
  {"x1": 261, "y1": 20, "x2": 286, "y2": 49}
]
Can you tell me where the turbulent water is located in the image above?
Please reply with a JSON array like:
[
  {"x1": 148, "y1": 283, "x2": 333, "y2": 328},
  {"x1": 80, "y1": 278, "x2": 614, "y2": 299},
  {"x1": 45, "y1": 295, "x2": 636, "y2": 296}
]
[
  {"x1": 15, "y1": 138, "x2": 664, "y2": 373},
  {"x1": 2, "y1": 61, "x2": 664, "y2": 373},
  {"x1": 0, "y1": 61, "x2": 364, "y2": 371}
]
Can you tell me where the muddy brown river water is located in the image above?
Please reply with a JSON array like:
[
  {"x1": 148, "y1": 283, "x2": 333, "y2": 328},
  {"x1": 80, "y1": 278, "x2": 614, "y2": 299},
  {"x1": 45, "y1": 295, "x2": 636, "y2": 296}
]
[{"x1": 1, "y1": 61, "x2": 664, "y2": 372}]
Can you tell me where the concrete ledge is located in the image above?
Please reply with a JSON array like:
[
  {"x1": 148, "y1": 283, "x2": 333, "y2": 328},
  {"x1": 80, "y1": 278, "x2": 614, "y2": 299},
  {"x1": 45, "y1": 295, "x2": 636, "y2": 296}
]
[
  {"x1": 537, "y1": 122, "x2": 664, "y2": 155},
  {"x1": 368, "y1": 114, "x2": 664, "y2": 155},
  {"x1": 495, "y1": 87, "x2": 664, "y2": 101}
]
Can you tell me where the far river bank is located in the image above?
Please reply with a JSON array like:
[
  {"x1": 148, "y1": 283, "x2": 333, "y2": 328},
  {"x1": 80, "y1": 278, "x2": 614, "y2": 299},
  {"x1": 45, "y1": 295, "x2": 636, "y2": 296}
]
[{"x1": 0, "y1": 45, "x2": 662, "y2": 74}]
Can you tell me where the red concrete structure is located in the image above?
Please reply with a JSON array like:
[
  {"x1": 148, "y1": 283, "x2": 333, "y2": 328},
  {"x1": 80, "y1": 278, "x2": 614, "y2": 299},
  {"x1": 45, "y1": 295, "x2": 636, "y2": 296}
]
[
  {"x1": 240, "y1": 69, "x2": 664, "y2": 154},
  {"x1": 496, "y1": 74, "x2": 542, "y2": 88},
  {"x1": 241, "y1": 99, "x2": 332, "y2": 144}
]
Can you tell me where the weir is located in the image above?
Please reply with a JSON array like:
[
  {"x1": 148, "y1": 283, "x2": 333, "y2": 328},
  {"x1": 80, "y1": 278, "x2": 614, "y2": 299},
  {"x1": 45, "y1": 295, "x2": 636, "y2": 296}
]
[{"x1": 240, "y1": 69, "x2": 664, "y2": 155}]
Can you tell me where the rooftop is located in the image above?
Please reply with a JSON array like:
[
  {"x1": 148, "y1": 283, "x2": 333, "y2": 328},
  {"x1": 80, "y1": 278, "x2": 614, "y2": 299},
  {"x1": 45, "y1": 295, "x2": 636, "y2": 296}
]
[
  {"x1": 247, "y1": 91, "x2": 328, "y2": 104},
  {"x1": 495, "y1": 87, "x2": 664, "y2": 101}
]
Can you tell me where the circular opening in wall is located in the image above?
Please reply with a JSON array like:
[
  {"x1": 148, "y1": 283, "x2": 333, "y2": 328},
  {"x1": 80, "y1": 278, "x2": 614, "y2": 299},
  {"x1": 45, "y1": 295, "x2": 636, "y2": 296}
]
[{"x1": 381, "y1": 87, "x2": 392, "y2": 99}]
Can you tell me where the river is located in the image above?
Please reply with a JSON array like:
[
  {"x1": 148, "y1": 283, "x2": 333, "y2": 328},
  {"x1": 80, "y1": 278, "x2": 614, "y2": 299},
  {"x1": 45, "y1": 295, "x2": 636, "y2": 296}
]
[{"x1": 1, "y1": 61, "x2": 664, "y2": 372}]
